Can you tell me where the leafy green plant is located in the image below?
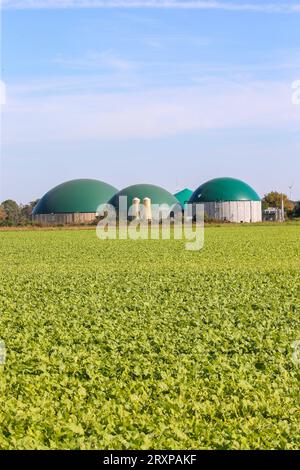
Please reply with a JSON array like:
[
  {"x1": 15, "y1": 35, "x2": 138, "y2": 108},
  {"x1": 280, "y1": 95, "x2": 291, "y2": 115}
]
[{"x1": 0, "y1": 226, "x2": 299, "y2": 449}]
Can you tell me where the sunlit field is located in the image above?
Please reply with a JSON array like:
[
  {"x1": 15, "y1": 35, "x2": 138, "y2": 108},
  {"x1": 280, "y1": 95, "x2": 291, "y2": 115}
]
[{"x1": 0, "y1": 225, "x2": 299, "y2": 449}]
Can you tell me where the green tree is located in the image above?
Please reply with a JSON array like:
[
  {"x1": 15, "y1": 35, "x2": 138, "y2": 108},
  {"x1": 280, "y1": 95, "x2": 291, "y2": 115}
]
[
  {"x1": 262, "y1": 192, "x2": 294, "y2": 213},
  {"x1": 19, "y1": 200, "x2": 39, "y2": 224},
  {"x1": 0, "y1": 204, "x2": 6, "y2": 223},
  {"x1": 1, "y1": 200, "x2": 20, "y2": 225}
]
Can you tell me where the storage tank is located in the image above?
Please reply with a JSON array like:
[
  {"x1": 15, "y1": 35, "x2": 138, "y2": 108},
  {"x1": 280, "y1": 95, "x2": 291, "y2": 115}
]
[
  {"x1": 189, "y1": 177, "x2": 262, "y2": 223},
  {"x1": 108, "y1": 183, "x2": 179, "y2": 220},
  {"x1": 32, "y1": 179, "x2": 118, "y2": 224}
]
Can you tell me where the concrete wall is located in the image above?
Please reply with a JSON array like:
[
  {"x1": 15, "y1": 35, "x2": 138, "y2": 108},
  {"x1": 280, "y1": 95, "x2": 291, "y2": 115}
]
[
  {"x1": 33, "y1": 213, "x2": 97, "y2": 225},
  {"x1": 204, "y1": 201, "x2": 262, "y2": 223}
]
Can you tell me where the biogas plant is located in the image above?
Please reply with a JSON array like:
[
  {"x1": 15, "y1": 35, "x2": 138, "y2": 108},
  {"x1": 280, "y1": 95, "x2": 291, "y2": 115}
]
[{"x1": 32, "y1": 177, "x2": 262, "y2": 225}]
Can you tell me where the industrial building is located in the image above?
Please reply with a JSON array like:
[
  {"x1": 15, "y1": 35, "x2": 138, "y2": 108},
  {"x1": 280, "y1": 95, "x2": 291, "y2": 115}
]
[
  {"x1": 32, "y1": 179, "x2": 118, "y2": 224},
  {"x1": 108, "y1": 184, "x2": 179, "y2": 220},
  {"x1": 263, "y1": 207, "x2": 284, "y2": 222},
  {"x1": 32, "y1": 177, "x2": 262, "y2": 224},
  {"x1": 189, "y1": 177, "x2": 262, "y2": 223}
]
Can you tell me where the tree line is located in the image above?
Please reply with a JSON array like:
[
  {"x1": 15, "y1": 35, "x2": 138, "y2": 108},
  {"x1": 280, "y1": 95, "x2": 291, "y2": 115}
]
[
  {"x1": 0, "y1": 200, "x2": 39, "y2": 226},
  {"x1": 0, "y1": 192, "x2": 299, "y2": 226},
  {"x1": 262, "y1": 192, "x2": 300, "y2": 218}
]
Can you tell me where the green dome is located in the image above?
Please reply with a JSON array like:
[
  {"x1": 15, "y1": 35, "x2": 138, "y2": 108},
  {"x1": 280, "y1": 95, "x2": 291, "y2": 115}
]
[
  {"x1": 174, "y1": 188, "x2": 194, "y2": 207},
  {"x1": 189, "y1": 177, "x2": 260, "y2": 203},
  {"x1": 33, "y1": 179, "x2": 118, "y2": 214},
  {"x1": 109, "y1": 184, "x2": 178, "y2": 210}
]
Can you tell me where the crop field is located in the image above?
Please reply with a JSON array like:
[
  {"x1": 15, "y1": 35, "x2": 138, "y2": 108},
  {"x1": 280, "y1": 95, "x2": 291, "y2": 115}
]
[{"x1": 0, "y1": 225, "x2": 300, "y2": 450}]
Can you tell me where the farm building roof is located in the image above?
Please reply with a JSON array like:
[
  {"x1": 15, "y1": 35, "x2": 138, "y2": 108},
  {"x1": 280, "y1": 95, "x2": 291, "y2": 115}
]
[
  {"x1": 108, "y1": 184, "x2": 178, "y2": 209},
  {"x1": 189, "y1": 177, "x2": 261, "y2": 203},
  {"x1": 32, "y1": 179, "x2": 118, "y2": 214}
]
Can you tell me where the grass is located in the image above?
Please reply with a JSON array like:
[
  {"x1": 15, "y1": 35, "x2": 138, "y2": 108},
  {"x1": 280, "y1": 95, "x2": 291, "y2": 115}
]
[
  {"x1": 1, "y1": 219, "x2": 300, "y2": 231},
  {"x1": 0, "y1": 225, "x2": 299, "y2": 449}
]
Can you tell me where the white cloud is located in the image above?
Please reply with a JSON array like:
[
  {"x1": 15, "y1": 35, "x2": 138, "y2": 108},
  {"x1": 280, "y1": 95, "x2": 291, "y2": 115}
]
[
  {"x1": 0, "y1": 80, "x2": 7, "y2": 105},
  {"x1": 2, "y1": 81, "x2": 300, "y2": 143},
  {"x1": 54, "y1": 50, "x2": 136, "y2": 72},
  {"x1": 2, "y1": 1, "x2": 300, "y2": 13}
]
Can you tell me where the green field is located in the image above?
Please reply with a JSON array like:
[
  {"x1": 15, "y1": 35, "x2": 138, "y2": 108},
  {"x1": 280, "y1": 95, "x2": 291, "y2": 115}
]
[{"x1": 0, "y1": 226, "x2": 299, "y2": 449}]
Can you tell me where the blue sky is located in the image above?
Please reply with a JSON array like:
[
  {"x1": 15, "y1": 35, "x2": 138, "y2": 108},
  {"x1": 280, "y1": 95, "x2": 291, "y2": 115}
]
[{"x1": 1, "y1": 0, "x2": 300, "y2": 203}]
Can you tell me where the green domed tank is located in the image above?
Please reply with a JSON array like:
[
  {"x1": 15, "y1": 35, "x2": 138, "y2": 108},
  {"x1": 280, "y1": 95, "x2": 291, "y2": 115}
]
[
  {"x1": 33, "y1": 179, "x2": 118, "y2": 215},
  {"x1": 189, "y1": 177, "x2": 261, "y2": 223},
  {"x1": 189, "y1": 177, "x2": 260, "y2": 203},
  {"x1": 108, "y1": 183, "x2": 179, "y2": 220},
  {"x1": 109, "y1": 184, "x2": 178, "y2": 209}
]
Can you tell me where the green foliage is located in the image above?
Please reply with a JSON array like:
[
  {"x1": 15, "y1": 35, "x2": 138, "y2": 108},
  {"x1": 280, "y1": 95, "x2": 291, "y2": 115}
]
[
  {"x1": 0, "y1": 200, "x2": 20, "y2": 225},
  {"x1": 0, "y1": 205, "x2": 6, "y2": 222},
  {"x1": 262, "y1": 192, "x2": 294, "y2": 213},
  {"x1": 0, "y1": 226, "x2": 300, "y2": 449},
  {"x1": 0, "y1": 200, "x2": 39, "y2": 226},
  {"x1": 19, "y1": 200, "x2": 40, "y2": 224}
]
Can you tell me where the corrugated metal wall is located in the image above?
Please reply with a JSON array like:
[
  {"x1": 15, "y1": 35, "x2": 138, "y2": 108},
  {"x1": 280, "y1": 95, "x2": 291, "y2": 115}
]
[
  {"x1": 204, "y1": 201, "x2": 262, "y2": 223},
  {"x1": 33, "y1": 213, "x2": 97, "y2": 225}
]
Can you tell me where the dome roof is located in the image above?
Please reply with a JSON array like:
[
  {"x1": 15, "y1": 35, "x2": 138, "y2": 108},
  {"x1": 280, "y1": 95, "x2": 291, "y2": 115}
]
[
  {"x1": 189, "y1": 177, "x2": 260, "y2": 203},
  {"x1": 109, "y1": 184, "x2": 178, "y2": 209},
  {"x1": 174, "y1": 188, "x2": 194, "y2": 207},
  {"x1": 33, "y1": 179, "x2": 118, "y2": 214}
]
